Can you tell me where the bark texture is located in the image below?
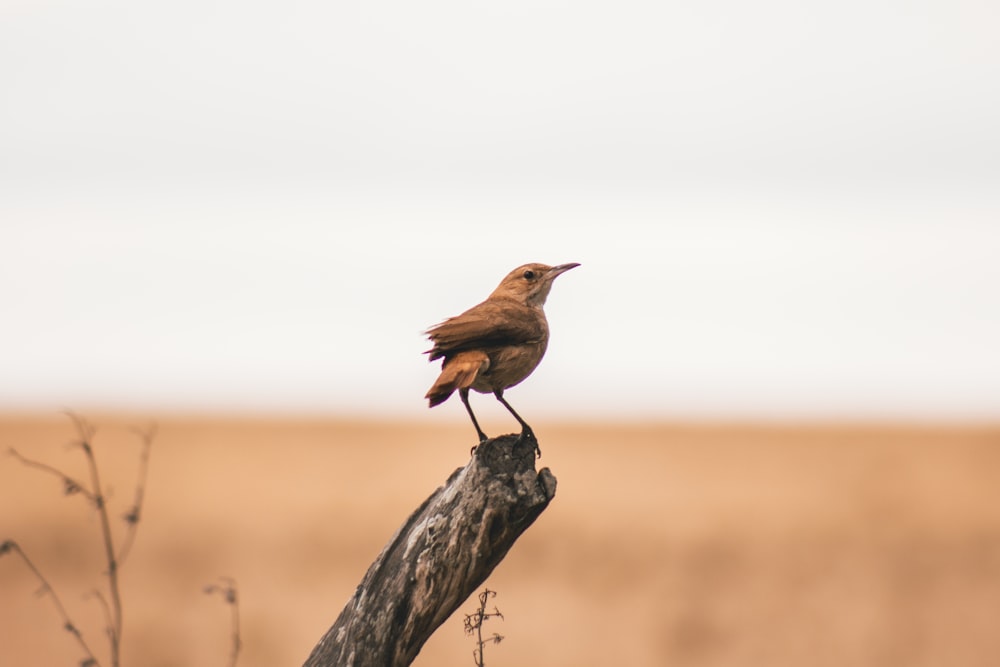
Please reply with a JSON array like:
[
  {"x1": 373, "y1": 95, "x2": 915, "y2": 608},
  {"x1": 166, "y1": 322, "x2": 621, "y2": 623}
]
[{"x1": 303, "y1": 434, "x2": 557, "y2": 667}]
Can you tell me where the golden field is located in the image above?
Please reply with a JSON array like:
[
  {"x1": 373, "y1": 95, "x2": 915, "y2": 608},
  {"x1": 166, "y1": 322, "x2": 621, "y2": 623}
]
[{"x1": 1, "y1": 415, "x2": 999, "y2": 667}]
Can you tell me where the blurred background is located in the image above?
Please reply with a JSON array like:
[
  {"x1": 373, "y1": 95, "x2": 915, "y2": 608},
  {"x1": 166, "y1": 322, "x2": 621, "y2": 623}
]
[{"x1": 2, "y1": 1, "x2": 998, "y2": 666}]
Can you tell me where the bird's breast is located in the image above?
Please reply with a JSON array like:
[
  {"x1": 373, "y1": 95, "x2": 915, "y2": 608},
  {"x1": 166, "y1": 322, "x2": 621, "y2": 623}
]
[{"x1": 471, "y1": 338, "x2": 549, "y2": 393}]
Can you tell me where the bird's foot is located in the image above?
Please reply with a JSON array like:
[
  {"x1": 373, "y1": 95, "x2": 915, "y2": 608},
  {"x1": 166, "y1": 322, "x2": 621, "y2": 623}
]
[
  {"x1": 516, "y1": 428, "x2": 541, "y2": 458},
  {"x1": 469, "y1": 433, "x2": 489, "y2": 456}
]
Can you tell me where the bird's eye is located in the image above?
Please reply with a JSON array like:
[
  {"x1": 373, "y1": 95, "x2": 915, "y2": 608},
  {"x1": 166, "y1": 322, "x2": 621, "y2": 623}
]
[{"x1": 523, "y1": 270, "x2": 536, "y2": 280}]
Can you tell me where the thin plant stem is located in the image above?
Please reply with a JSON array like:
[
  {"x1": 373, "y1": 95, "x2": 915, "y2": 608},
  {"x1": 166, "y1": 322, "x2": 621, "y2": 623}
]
[
  {"x1": 62, "y1": 412, "x2": 123, "y2": 667},
  {"x1": 117, "y1": 424, "x2": 155, "y2": 566},
  {"x1": 464, "y1": 588, "x2": 504, "y2": 667},
  {"x1": 79, "y1": 437, "x2": 123, "y2": 667},
  {"x1": 8, "y1": 414, "x2": 156, "y2": 667},
  {"x1": 7, "y1": 448, "x2": 95, "y2": 502},
  {"x1": 205, "y1": 577, "x2": 242, "y2": 667},
  {"x1": 0, "y1": 540, "x2": 103, "y2": 667}
]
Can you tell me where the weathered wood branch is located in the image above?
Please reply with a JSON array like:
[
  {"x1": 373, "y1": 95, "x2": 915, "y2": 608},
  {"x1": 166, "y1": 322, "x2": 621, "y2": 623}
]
[{"x1": 304, "y1": 434, "x2": 557, "y2": 667}]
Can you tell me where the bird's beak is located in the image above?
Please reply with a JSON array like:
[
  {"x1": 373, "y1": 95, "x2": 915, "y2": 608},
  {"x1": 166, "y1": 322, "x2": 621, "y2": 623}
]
[{"x1": 546, "y1": 262, "x2": 581, "y2": 279}]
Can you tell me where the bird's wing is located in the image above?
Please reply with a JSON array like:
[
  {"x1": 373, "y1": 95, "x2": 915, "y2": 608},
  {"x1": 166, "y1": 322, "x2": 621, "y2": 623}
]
[{"x1": 424, "y1": 301, "x2": 545, "y2": 361}]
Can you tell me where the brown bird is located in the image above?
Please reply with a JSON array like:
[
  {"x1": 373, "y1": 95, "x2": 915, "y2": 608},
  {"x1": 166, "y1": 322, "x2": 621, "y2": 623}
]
[{"x1": 424, "y1": 262, "x2": 580, "y2": 446}]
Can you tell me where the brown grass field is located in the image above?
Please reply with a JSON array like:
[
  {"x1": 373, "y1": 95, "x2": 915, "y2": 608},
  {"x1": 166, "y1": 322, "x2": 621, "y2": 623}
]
[{"x1": 2, "y1": 415, "x2": 999, "y2": 667}]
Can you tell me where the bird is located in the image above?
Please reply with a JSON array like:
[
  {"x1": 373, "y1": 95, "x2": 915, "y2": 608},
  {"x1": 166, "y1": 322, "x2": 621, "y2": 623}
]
[{"x1": 424, "y1": 262, "x2": 580, "y2": 449}]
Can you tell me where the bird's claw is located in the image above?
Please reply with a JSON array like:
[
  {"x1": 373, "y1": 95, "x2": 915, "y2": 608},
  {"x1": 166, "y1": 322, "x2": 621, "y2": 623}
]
[
  {"x1": 515, "y1": 428, "x2": 541, "y2": 458},
  {"x1": 470, "y1": 433, "x2": 489, "y2": 456}
]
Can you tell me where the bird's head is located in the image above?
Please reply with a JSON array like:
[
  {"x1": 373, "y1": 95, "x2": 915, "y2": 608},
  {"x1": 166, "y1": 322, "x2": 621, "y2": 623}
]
[{"x1": 489, "y1": 262, "x2": 580, "y2": 307}]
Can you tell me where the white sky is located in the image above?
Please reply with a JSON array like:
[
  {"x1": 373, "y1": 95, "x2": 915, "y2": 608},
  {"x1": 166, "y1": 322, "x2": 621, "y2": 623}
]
[{"x1": 2, "y1": 0, "x2": 999, "y2": 421}]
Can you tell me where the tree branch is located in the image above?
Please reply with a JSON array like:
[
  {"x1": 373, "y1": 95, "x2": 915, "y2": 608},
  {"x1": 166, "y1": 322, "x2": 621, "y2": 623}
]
[{"x1": 304, "y1": 434, "x2": 556, "y2": 667}]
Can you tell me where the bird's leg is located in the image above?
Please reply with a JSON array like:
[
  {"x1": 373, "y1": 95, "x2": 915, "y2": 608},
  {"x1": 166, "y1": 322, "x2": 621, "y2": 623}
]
[
  {"x1": 460, "y1": 388, "x2": 489, "y2": 446},
  {"x1": 493, "y1": 390, "x2": 540, "y2": 457}
]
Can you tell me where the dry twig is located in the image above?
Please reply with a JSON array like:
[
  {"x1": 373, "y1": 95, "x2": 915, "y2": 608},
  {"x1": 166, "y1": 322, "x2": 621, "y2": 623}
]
[
  {"x1": 5, "y1": 413, "x2": 156, "y2": 667},
  {"x1": 463, "y1": 589, "x2": 505, "y2": 667},
  {"x1": 116, "y1": 424, "x2": 156, "y2": 566},
  {"x1": 0, "y1": 540, "x2": 103, "y2": 667},
  {"x1": 204, "y1": 577, "x2": 242, "y2": 667}
]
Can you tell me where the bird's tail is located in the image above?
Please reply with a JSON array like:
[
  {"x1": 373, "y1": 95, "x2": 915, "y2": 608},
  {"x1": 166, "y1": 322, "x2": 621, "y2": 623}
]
[{"x1": 425, "y1": 351, "x2": 489, "y2": 407}]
